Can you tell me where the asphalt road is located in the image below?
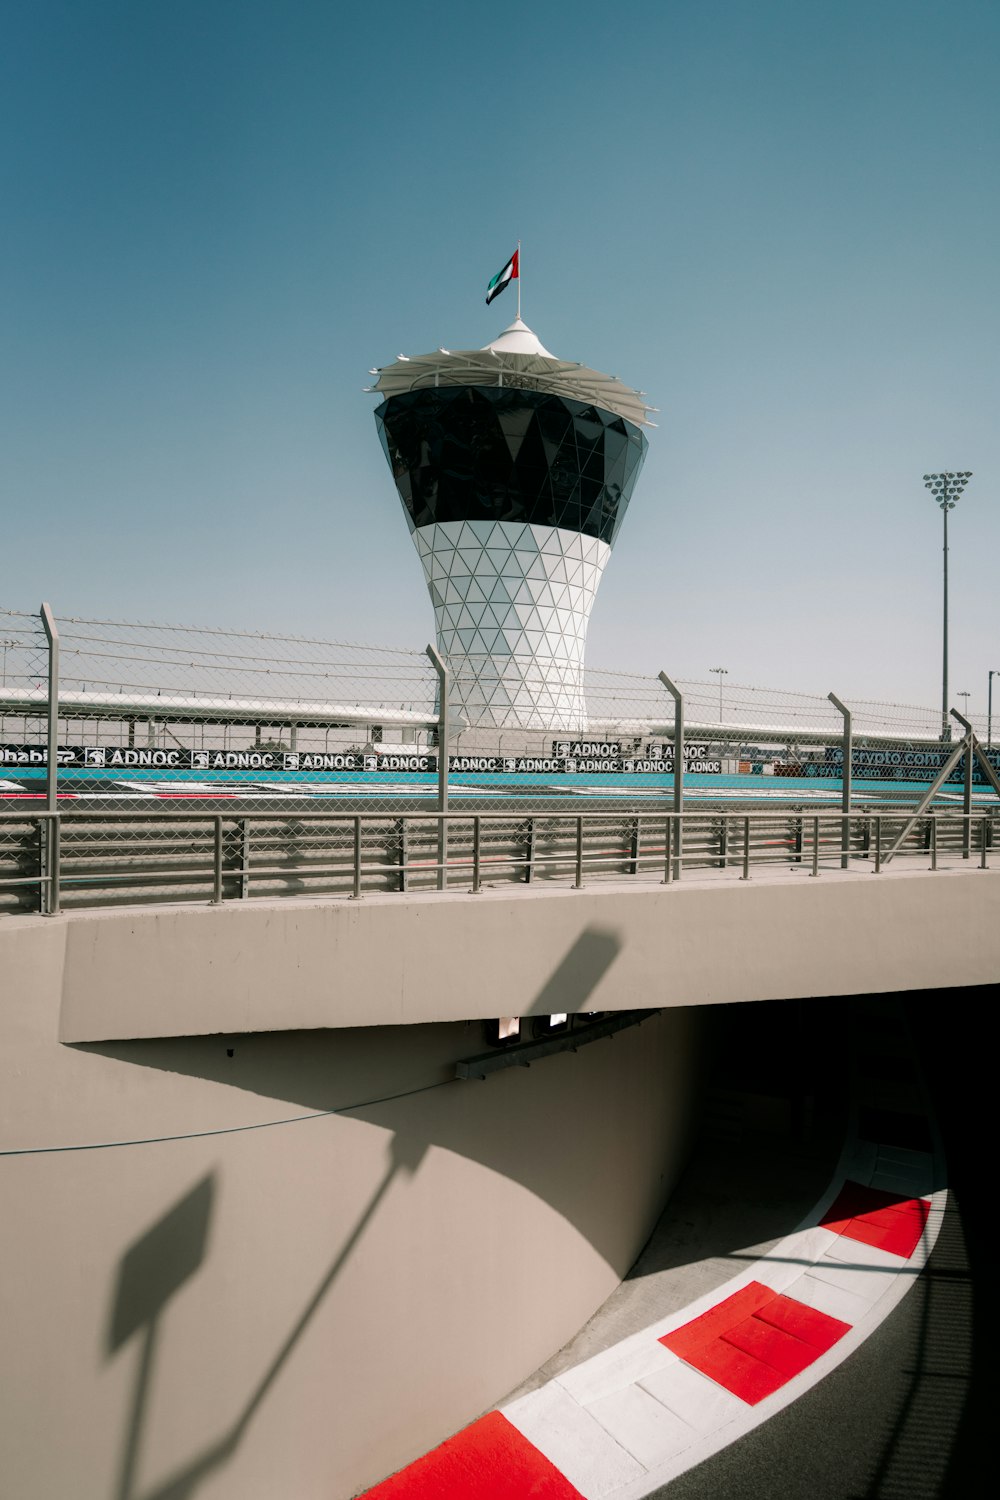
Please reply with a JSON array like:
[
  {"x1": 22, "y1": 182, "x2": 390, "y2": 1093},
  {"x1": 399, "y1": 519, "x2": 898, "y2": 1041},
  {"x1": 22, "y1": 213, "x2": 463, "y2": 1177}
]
[{"x1": 649, "y1": 990, "x2": 992, "y2": 1500}]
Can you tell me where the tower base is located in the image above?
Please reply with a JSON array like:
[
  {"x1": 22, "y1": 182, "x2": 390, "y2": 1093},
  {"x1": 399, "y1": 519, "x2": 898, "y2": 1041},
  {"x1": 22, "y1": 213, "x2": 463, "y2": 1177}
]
[{"x1": 412, "y1": 520, "x2": 611, "y2": 730}]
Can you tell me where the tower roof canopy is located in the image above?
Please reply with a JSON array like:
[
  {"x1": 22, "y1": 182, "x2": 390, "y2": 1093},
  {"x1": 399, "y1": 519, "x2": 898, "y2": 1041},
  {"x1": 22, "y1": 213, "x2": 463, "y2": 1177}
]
[{"x1": 367, "y1": 320, "x2": 655, "y2": 427}]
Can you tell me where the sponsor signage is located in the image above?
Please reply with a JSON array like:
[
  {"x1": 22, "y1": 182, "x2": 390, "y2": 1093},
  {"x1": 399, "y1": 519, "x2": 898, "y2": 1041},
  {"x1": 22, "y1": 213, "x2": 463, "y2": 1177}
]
[
  {"x1": 653, "y1": 759, "x2": 723, "y2": 774},
  {"x1": 7, "y1": 741, "x2": 996, "y2": 783},
  {"x1": 0, "y1": 746, "x2": 720, "y2": 778},
  {"x1": 645, "y1": 743, "x2": 710, "y2": 759},
  {"x1": 823, "y1": 745, "x2": 1000, "y2": 783},
  {"x1": 0, "y1": 744, "x2": 369, "y2": 772},
  {"x1": 1, "y1": 743, "x2": 685, "y2": 776},
  {"x1": 552, "y1": 740, "x2": 622, "y2": 758}
]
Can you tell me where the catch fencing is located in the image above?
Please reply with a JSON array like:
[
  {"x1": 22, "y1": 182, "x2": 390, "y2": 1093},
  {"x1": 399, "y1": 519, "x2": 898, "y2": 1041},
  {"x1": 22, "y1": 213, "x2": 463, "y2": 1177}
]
[{"x1": 2, "y1": 602, "x2": 999, "y2": 915}]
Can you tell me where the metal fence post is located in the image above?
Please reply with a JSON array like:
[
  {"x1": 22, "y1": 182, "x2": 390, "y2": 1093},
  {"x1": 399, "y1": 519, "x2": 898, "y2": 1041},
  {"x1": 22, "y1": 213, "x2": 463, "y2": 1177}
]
[
  {"x1": 658, "y1": 672, "x2": 684, "y2": 880},
  {"x1": 828, "y1": 692, "x2": 852, "y2": 869},
  {"x1": 741, "y1": 816, "x2": 751, "y2": 879},
  {"x1": 963, "y1": 733, "x2": 973, "y2": 860},
  {"x1": 951, "y1": 707, "x2": 975, "y2": 861},
  {"x1": 575, "y1": 816, "x2": 584, "y2": 889},
  {"x1": 40, "y1": 603, "x2": 60, "y2": 916},
  {"x1": 351, "y1": 815, "x2": 362, "y2": 899},
  {"x1": 426, "y1": 645, "x2": 450, "y2": 891},
  {"x1": 472, "y1": 816, "x2": 482, "y2": 893},
  {"x1": 211, "y1": 816, "x2": 224, "y2": 904}
]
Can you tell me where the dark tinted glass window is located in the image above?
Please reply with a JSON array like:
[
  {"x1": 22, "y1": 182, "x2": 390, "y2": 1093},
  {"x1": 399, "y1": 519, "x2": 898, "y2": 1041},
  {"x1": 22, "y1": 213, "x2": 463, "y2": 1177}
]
[{"x1": 375, "y1": 387, "x2": 647, "y2": 545}]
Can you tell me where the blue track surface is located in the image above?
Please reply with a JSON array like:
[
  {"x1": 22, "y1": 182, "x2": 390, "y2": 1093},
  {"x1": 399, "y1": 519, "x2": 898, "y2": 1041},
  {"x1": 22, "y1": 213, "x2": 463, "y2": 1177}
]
[{"x1": 1, "y1": 766, "x2": 993, "y2": 803}]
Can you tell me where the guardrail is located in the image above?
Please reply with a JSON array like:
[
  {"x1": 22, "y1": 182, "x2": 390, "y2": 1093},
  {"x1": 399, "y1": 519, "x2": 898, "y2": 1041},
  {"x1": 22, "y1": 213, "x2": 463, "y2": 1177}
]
[{"x1": 1, "y1": 807, "x2": 996, "y2": 917}]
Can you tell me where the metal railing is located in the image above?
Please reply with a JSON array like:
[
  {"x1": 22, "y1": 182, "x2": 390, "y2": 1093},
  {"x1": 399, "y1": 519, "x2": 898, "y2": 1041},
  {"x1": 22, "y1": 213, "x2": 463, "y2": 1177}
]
[{"x1": 1, "y1": 806, "x2": 996, "y2": 916}]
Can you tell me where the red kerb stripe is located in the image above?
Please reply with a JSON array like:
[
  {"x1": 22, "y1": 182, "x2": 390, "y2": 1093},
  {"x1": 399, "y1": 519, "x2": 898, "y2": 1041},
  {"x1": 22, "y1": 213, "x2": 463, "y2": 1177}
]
[{"x1": 358, "y1": 1410, "x2": 584, "y2": 1498}]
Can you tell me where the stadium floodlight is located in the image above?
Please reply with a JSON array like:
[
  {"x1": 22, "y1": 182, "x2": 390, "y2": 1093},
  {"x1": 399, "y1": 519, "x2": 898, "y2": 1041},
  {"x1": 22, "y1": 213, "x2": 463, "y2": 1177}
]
[
  {"x1": 709, "y1": 666, "x2": 728, "y2": 722},
  {"x1": 923, "y1": 472, "x2": 972, "y2": 739},
  {"x1": 989, "y1": 670, "x2": 1000, "y2": 752}
]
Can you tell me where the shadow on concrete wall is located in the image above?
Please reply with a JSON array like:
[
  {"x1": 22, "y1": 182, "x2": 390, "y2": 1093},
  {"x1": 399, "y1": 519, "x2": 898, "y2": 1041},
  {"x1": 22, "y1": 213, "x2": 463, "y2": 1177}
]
[
  {"x1": 109, "y1": 1137, "x2": 428, "y2": 1500},
  {"x1": 78, "y1": 925, "x2": 646, "y2": 1265},
  {"x1": 109, "y1": 1177, "x2": 215, "y2": 1500},
  {"x1": 90, "y1": 925, "x2": 692, "y2": 1500},
  {"x1": 520, "y1": 925, "x2": 622, "y2": 1016}
]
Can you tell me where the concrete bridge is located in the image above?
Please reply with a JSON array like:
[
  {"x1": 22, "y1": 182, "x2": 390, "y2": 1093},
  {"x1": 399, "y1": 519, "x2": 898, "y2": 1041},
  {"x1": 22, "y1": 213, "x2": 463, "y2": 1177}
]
[{"x1": 2, "y1": 861, "x2": 998, "y2": 1500}]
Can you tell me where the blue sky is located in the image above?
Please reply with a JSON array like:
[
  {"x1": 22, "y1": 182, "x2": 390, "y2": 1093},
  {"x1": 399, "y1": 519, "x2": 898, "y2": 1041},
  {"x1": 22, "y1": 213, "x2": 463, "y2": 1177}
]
[{"x1": 2, "y1": 0, "x2": 997, "y2": 709}]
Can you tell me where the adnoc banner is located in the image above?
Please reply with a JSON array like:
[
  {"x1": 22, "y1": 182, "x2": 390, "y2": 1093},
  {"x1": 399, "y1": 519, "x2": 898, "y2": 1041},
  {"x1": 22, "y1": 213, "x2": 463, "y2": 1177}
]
[
  {"x1": 0, "y1": 744, "x2": 372, "y2": 772},
  {"x1": 551, "y1": 740, "x2": 622, "y2": 758},
  {"x1": 2, "y1": 743, "x2": 680, "y2": 775}
]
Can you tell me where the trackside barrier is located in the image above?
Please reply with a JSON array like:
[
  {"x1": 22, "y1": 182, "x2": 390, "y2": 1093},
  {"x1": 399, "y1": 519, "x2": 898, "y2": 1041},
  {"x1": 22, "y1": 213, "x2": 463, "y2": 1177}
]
[
  {"x1": 3, "y1": 603, "x2": 1000, "y2": 912},
  {"x1": 1, "y1": 807, "x2": 997, "y2": 915}
]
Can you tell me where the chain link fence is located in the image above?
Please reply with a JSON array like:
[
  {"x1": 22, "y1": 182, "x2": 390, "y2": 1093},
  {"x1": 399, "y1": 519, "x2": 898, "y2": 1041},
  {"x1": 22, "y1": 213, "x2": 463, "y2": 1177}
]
[
  {"x1": 1, "y1": 603, "x2": 998, "y2": 913},
  {"x1": 0, "y1": 608, "x2": 53, "y2": 913}
]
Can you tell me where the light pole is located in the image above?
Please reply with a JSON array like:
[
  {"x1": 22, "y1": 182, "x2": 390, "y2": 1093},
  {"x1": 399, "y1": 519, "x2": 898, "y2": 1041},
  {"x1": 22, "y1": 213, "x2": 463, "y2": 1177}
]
[
  {"x1": 957, "y1": 691, "x2": 971, "y2": 716},
  {"x1": 0, "y1": 639, "x2": 16, "y2": 689},
  {"x1": 989, "y1": 670, "x2": 1000, "y2": 751},
  {"x1": 709, "y1": 666, "x2": 728, "y2": 723},
  {"x1": 923, "y1": 472, "x2": 972, "y2": 739}
]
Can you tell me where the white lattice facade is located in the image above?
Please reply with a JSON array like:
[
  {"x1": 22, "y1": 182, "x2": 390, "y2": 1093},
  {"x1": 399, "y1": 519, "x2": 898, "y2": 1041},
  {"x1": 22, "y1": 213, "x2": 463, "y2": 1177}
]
[{"x1": 413, "y1": 521, "x2": 611, "y2": 730}]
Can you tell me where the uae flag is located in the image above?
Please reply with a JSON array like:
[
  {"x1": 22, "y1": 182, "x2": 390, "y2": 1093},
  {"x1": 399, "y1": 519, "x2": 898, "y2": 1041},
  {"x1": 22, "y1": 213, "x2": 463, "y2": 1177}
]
[{"x1": 485, "y1": 248, "x2": 519, "y2": 305}]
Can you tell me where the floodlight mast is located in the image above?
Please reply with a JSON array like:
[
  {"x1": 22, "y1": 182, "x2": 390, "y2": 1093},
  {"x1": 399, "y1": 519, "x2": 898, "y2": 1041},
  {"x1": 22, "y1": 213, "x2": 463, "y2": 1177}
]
[
  {"x1": 923, "y1": 472, "x2": 972, "y2": 740},
  {"x1": 709, "y1": 666, "x2": 728, "y2": 723}
]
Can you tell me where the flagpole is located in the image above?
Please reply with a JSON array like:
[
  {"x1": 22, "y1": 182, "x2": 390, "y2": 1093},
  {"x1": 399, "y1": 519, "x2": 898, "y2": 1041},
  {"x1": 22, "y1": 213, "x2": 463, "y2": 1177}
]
[{"x1": 517, "y1": 239, "x2": 521, "y2": 321}]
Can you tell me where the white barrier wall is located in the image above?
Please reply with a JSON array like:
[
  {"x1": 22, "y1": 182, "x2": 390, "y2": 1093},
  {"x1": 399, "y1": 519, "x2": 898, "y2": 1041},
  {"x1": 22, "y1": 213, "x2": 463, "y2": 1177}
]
[{"x1": 0, "y1": 935, "x2": 703, "y2": 1500}]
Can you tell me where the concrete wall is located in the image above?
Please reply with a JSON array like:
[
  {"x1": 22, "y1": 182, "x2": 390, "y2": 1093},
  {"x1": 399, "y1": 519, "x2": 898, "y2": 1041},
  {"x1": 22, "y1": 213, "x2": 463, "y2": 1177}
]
[
  {"x1": 0, "y1": 866, "x2": 992, "y2": 1042},
  {"x1": 0, "y1": 940, "x2": 704, "y2": 1500}
]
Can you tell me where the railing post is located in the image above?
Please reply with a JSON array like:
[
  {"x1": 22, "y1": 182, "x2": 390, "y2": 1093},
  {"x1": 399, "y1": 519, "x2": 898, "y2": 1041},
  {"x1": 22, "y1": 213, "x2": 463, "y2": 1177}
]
[
  {"x1": 426, "y1": 645, "x2": 450, "y2": 891},
  {"x1": 575, "y1": 816, "x2": 584, "y2": 889},
  {"x1": 211, "y1": 816, "x2": 224, "y2": 904},
  {"x1": 828, "y1": 692, "x2": 852, "y2": 869},
  {"x1": 980, "y1": 817, "x2": 988, "y2": 869},
  {"x1": 472, "y1": 816, "x2": 482, "y2": 893},
  {"x1": 951, "y1": 706, "x2": 975, "y2": 861},
  {"x1": 810, "y1": 815, "x2": 820, "y2": 876},
  {"x1": 351, "y1": 815, "x2": 362, "y2": 899},
  {"x1": 40, "y1": 603, "x2": 60, "y2": 916},
  {"x1": 658, "y1": 671, "x2": 684, "y2": 880},
  {"x1": 398, "y1": 817, "x2": 408, "y2": 892},
  {"x1": 36, "y1": 817, "x2": 47, "y2": 912},
  {"x1": 238, "y1": 819, "x2": 250, "y2": 899},
  {"x1": 930, "y1": 815, "x2": 937, "y2": 870},
  {"x1": 741, "y1": 816, "x2": 751, "y2": 879},
  {"x1": 662, "y1": 816, "x2": 672, "y2": 885},
  {"x1": 874, "y1": 815, "x2": 882, "y2": 873},
  {"x1": 963, "y1": 733, "x2": 973, "y2": 860}
]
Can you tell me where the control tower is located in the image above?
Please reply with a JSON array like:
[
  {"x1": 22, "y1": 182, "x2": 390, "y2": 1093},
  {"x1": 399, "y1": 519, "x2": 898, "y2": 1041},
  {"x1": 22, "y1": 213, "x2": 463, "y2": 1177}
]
[{"x1": 369, "y1": 319, "x2": 652, "y2": 729}]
